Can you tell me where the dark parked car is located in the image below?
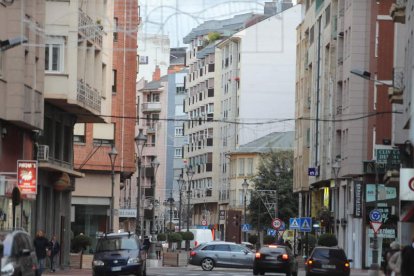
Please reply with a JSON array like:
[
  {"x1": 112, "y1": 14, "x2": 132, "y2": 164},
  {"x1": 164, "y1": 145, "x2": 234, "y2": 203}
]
[
  {"x1": 253, "y1": 245, "x2": 298, "y2": 276},
  {"x1": 0, "y1": 229, "x2": 38, "y2": 276},
  {"x1": 188, "y1": 241, "x2": 254, "y2": 271},
  {"x1": 92, "y1": 232, "x2": 147, "y2": 276},
  {"x1": 305, "y1": 246, "x2": 352, "y2": 276}
]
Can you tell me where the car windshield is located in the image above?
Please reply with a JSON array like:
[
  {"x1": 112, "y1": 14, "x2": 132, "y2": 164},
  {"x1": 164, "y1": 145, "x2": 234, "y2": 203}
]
[
  {"x1": 96, "y1": 236, "x2": 138, "y2": 252},
  {"x1": 313, "y1": 248, "x2": 346, "y2": 260}
]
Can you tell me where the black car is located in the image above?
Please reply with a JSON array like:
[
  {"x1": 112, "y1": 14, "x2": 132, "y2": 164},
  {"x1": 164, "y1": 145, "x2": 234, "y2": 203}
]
[
  {"x1": 0, "y1": 229, "x2": 38, "y2": 276},
  {"x1": 92, "y1": 232, "x2": 147, "y2": 276},
  {"x1": 305, "y1": 246, "x2": 352, "y2": 276},
  {"x1": 253, "y1": 245, "x2": 298, "y2": 276}
]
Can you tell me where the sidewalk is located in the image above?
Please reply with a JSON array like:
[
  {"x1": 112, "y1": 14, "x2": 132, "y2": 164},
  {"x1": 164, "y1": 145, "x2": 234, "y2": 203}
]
[{"x1": 42, "y1": 259, "x2": 164, "y2": 275}]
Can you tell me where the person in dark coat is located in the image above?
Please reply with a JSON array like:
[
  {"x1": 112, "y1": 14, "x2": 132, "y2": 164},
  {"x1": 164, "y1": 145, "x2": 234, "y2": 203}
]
[
  {"x1": 48, "y1": 235, "x2": 60, "y2": 272},
  {"x1": 401, "y1": 237, "x2": 414, "y2": 276},
  {"x1": 33, "y1": 230, "x2": 49, "y2": 275}
]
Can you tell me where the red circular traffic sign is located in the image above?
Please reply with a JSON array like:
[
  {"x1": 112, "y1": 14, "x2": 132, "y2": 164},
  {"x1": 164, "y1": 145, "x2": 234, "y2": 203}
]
[
  {"x1": 409, "y1": 177, "x2": 414, "y2": 192},
  {"x1": 201, "y1": 219, "x2": 208, "y2": 226},
  {"x1": 271, "y1": 218, "x2": 283, "y2": 230}
]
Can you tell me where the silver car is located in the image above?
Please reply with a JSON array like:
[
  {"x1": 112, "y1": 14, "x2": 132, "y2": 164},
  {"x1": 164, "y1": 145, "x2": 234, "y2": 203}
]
[{"x1": 188, "y1": 241, "x2": 255, "y2": 271}]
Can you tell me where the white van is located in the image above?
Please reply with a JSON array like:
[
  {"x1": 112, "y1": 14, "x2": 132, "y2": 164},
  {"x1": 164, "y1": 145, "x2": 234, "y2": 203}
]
[{"x1": 181, "y1": 229, "x2": 214, "y2": 249}]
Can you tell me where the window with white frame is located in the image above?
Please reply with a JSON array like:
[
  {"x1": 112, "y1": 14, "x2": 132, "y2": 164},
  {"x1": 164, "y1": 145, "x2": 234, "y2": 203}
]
[
  {"x1": 92, "y1": 123, "x2": 115, "y2": 145},
  {"x1": 45, "y1": 37, "x2": 65, "y2": 73},
  {"x1": 175, "y1": 126, "x2": 183, "y2": 136},
  {"x1": 238, "y1": 158, "x2": 245, "y2": 176},
  {"x1": 174, "y1": 147, "x2": 182, "y2": 158}
]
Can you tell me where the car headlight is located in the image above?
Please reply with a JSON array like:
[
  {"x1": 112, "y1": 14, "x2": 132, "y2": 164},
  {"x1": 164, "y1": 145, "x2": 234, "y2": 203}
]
[
  {"x1": 1, "y1": 263, "x2": 15, "y2": 276},
  {"x1": 92, "y1": 260, "x2": 105, "y2": 266},
  {"x1": 127, "y1": 257, "x2": 140, "y2": 264}
]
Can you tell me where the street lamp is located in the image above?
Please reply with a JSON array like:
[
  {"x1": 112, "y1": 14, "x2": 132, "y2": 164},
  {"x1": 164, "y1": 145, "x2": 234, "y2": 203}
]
[
  {"x1": 242, "y1": 179, "x2": 249, "y2": 242},
  {"x1": 108, "y1": 145, "x2": 118, "y2": 232},
  {"x1": 167, "y1": 195, "x2": 175, "y2": 233},
  {"x1": 177, "y1": 174, "x2": 185, "y2": 231},
  {"x1": 135, "y1": 130, "x2": 147, "y2": 237},
  {"x1": 148, "y1": 157, "x2": 160, "y2": 259},
  {"x1": 185, "y1": 165, "x2": 194, "y2": 251},
  {"x1": 332, "y1": 160, "x2": 341, "y2": 236}
]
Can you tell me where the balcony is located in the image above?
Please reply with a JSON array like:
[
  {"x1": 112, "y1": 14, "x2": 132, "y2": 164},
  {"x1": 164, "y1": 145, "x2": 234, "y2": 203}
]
[
  {"x1": 78, "y1": 8, "x2": 103, "y2": 49},
  {"x1": 77, "y1": 79, "x2": 102, "y2": 113},
  {"x1": 388, "y1": 67, "x2": 404, "y2": 104},
  {"x1": 388, "y1": 87, "x2": 403, "y2": 104},
  {"x1": 142, "y1": 102, "x2": 161, "y2": 113},
  {"x1": 390, "y1": 1, "x2": 406, "y2": 24}
]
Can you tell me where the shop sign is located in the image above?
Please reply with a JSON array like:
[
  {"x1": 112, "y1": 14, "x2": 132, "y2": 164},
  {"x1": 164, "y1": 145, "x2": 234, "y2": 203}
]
[
  {"x1": 17, "y1": 160, "x2": 38, "y2": 195},
  {"x1": 367, "y1": 228, "x2": 396, "y2": 238},
  {"x1": 374, "y1": 147, "x2": 400, "y2": 164},
  {"x1": 366, "y1": 184, "x2": 397, "y2": 202},
  {"x1": 354, "y1": 181, "x2": 362, "y2": 217},
  {"x1": 119, "y1": 209, "x2": 136, "y2": 218}
]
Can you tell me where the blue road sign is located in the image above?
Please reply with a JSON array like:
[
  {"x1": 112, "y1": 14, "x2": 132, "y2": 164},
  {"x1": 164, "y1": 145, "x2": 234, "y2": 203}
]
[
  {"x1": 267, "y1": 229, "x2": 277, "y2": 236},
  {"x1": 241, "y1": 224, "x2": 250, "y2": 232},
  {"x1": 289, "y1": 218, "x2": 300, "y2": 230},
  {"x1": 299, "y1": 217, "x2": 312, "y2": 232},
  {"x1": 279, "y1": 222, "x2": 286, "y2": 231},
  {"x1": 369, "y1": 209, "x2": 382, "y2": 222},
  {"x1": 308, "y1": 168, "x2": 317, "y2": 176}
]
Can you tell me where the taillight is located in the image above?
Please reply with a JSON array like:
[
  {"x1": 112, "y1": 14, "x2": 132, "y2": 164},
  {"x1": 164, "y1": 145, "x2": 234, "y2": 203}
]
[
  {"x1": 190, "y1": 251, "x2": 197, "y2": 257},
  {"x1": 195, "y1": 241, "x2": 198, "y2": 247},
  {"x1": 255, "y1": 252, "x2": 261, "y2": 259},
  {"x1": 306, "y1": 259, "x2": 313, "y2": 266},
  {"x1": 345, "y1": 262, "x2": 350, "y2": 268},
  {"x1": 282, "y1": 254, "x2": 289, "y2": 261}
]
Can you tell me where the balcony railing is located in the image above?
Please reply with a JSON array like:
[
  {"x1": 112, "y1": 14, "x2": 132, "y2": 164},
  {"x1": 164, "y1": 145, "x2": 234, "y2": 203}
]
[
  {"x1": 142, "y1": 102, "x2": 161, "y2": 112},
  {"x1": 77, "y1": 79, "x2": 102, "y2": 112},
  {"x1": 78, "y1": 9, "x2": 103, "y2": 48},
  {"x1": 390, "y1": 0, "x2": 406, "y2": 24}
]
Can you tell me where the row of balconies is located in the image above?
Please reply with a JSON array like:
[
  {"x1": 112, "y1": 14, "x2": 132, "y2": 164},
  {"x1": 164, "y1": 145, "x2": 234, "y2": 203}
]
[{"x1": 76, "y1": 79, "x2": 102, "y2": 112}]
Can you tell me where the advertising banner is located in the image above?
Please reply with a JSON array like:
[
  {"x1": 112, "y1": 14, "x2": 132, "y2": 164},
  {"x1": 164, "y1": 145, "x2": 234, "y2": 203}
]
[{"x1": 17, "y1": 160, "x2": 38, "y2": 195}]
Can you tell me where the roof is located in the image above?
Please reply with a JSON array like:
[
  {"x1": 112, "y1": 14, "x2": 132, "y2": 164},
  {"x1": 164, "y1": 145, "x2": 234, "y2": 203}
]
[
  {"x1": 233, "y1": 131, "x2": 294, "y2": 154},
  {"x1": 183, "y1": 13, "x2": 257, "y2": 44},
  {"x1": 141, "y1": 75, "x2": 168, "y2": 91}
]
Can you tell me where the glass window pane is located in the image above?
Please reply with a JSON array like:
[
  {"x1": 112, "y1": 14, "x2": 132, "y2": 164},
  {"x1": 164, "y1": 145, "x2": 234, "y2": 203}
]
[
  {"x1": 52, "y1": 45, "x2": 60, "y2": 71},
  {"x1": 45, "y1": 46, "x2": 49, "y2": 70}
]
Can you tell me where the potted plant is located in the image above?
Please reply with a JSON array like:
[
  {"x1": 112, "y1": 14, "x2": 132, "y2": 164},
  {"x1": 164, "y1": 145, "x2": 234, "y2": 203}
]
[
  {"x1": 163, "y1": 233, "x2": 187, "y2": 267},
  {"x1": 70, "y1": 234, "x2": 92, "y2": 268}
]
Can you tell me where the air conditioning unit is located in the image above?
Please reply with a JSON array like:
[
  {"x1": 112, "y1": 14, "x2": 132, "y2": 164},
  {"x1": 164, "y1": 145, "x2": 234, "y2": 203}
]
[{"x1": 37, "y1": 145, "x2": 49, "y2": 161}]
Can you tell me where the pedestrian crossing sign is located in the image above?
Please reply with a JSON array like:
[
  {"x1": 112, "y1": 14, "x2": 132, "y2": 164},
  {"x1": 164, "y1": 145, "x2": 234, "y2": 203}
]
[
  {"x1": 289, "y1": 218, "x2": 300, "y2": 230},
  {"x1": 241, "y1": 224, "x2": 250, "y2": 232},
  {"x1": 299, "y1": 217, "x2": 312, "y2": 232}
]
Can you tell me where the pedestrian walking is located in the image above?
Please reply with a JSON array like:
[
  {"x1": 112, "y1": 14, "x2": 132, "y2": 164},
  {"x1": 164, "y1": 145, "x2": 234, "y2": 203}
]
[
  {"x1": 155, "y1": 240, "x2": 162, "y2": 260},
  {"x1": 33, "y1": 230, "x2": 49, "y2": 275},
  {"x1": 401, "y1": 237, "x2": 414, "y2": 276},
  {"x1": 387, "y1": 241, "x2": 401, "y2": 276},
  {"x1": 48, "y1": 235, "x2": 60, "y2": 272}
]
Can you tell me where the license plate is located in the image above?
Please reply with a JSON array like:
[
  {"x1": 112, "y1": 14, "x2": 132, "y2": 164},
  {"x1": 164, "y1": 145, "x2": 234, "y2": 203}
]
[
  {"x1": 266, "y1": 256, "x2": 275, "y2": 260},
  {"x1": 322, "y1": 264, "x2": 336, "y2": 269},
  {"x1": 111, "y1": 266, "x2": 122, "y2": 271}
]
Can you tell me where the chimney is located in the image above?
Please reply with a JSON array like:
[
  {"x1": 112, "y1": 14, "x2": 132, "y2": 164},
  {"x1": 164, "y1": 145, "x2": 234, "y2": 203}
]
[{"x1": 152, "y1": 65, "x2": 161, "y2": 81}]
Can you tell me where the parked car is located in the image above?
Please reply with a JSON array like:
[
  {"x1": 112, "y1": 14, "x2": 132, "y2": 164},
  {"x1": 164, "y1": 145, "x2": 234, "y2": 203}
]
[
  {"x1": 92, "y1": 232, "x2": 147, "y2": 276},
  {"x1": 188, "y1": 241, "x2": 254, "y2": 271},
  {"x1": 0, "y1": 229, "x2": 38, "y2": 276},
  {"x1": 241, "y1": 241, "x2": 256, "y2": 252},
  {"x1": 253, "y1": 244, "x2": 298, "y2": 276},
  {"x1": 305, "y1": 246, "x2": 352, "y2": 276}
]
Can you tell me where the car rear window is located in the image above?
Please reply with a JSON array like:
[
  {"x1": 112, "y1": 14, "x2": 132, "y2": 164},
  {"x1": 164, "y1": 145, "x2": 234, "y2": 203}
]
[
  {"x1": 312, "y1": 248, "x2": 346, "y2": 260},
  {"x1": 260, "y1": 247, "x2": 286, "y2": 255},
  {"x1": 201, "y1": 244, "x2": 231, "y2": 251},
  {"x1": 96, "y1": 236, "x2": 138, "y2": 252}
]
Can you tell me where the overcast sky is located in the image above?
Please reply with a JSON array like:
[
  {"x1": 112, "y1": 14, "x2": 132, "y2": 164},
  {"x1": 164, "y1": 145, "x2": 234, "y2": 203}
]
[{"x1": 139, "y1": 0, "x2": 274, "y2": 47}]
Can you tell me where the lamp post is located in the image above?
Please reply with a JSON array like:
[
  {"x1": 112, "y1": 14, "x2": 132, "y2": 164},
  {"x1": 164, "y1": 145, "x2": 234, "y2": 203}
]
[
  {"x1": 177, "y1": 174, "x2": 185, "y2": 231},
  {"x1": 242, "y1": 179, "x2": 249, "y2": 242},
  {"x1": 332, "y1": 160, "x2": 341, "y2": 236},
  {"x1": 185, "y1": 165, "x2": 194, "y2": 251},
  {"x1": 148, "y1": 157, "x2": 160, "y2": 259},
  {"x1": 134, "y1": 130, "x2": 147, "y2": 237},
  {"x1": 167, "y1": 194, "x2": 175, "y2": 233},
  {"x1": 108, "y1": 145, "x2": 118, "y2": 232}
]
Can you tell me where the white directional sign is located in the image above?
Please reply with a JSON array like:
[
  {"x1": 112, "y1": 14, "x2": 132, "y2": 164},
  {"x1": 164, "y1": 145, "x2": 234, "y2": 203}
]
[{"x1": 271, "y1": 218, "x2": 283, "y2": 230}]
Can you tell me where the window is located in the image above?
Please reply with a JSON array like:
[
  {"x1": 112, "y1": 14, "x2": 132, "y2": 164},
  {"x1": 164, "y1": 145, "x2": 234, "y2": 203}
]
[
  {"x1": 113, "y1": 17, "x2": 118, "y2": 41},
  {"x1": 325, "y1": 5, "x2": 330, "y2": 26},
  {"x1": 112, "y1": 69, "x2": 117, "y2": 92},
  {"x1": 74, "y1": 123, "x2": 86, "y2": 143},
  {"x1": 175, "y1": 127, "x2": 183, "y2": 136},
  {"x1": 45, "y1": 37, "x2": 65, "y2": 72},
  {"x1": 0, "y1": 51, "x2": 3, "y2": 78},
  {"x1": 174, "y1": 148, "x2": 182, "y2": 158},
  {"x1": 238, "y1": 158, "x2": 245, "y2": 176},
  {"x1": 247, "y1": 158, "x2": 253, "y2": 176},
  {"x1": 93, "y1": 123, "x2": 115, "y2": 145}
]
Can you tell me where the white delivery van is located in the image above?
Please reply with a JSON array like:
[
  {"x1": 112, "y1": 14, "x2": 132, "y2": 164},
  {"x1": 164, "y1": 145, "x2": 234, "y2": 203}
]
[{"x1": 181, "y1": 228, "x2": 214, "y2": 249}]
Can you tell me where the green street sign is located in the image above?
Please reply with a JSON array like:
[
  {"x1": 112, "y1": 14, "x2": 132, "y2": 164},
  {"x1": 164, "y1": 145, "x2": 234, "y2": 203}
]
[{"x1": 375, "y1": 148, "x2": 399, "y2": 164}]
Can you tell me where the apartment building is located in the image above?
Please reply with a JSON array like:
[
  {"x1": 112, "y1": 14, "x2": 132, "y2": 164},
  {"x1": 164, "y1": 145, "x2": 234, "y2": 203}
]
[
  {"x1": 0, "y1": 0, "x2": 44, "y2": 236},
  {"x1": 183, "y1": 13, "x2": 259, "y2": 229},
  {"x1": 295, "y1": 0, "x2": 400, "y2": 269},
  {"x1": 71, "y1": 0, "x2": 139, "y2": 248}
]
